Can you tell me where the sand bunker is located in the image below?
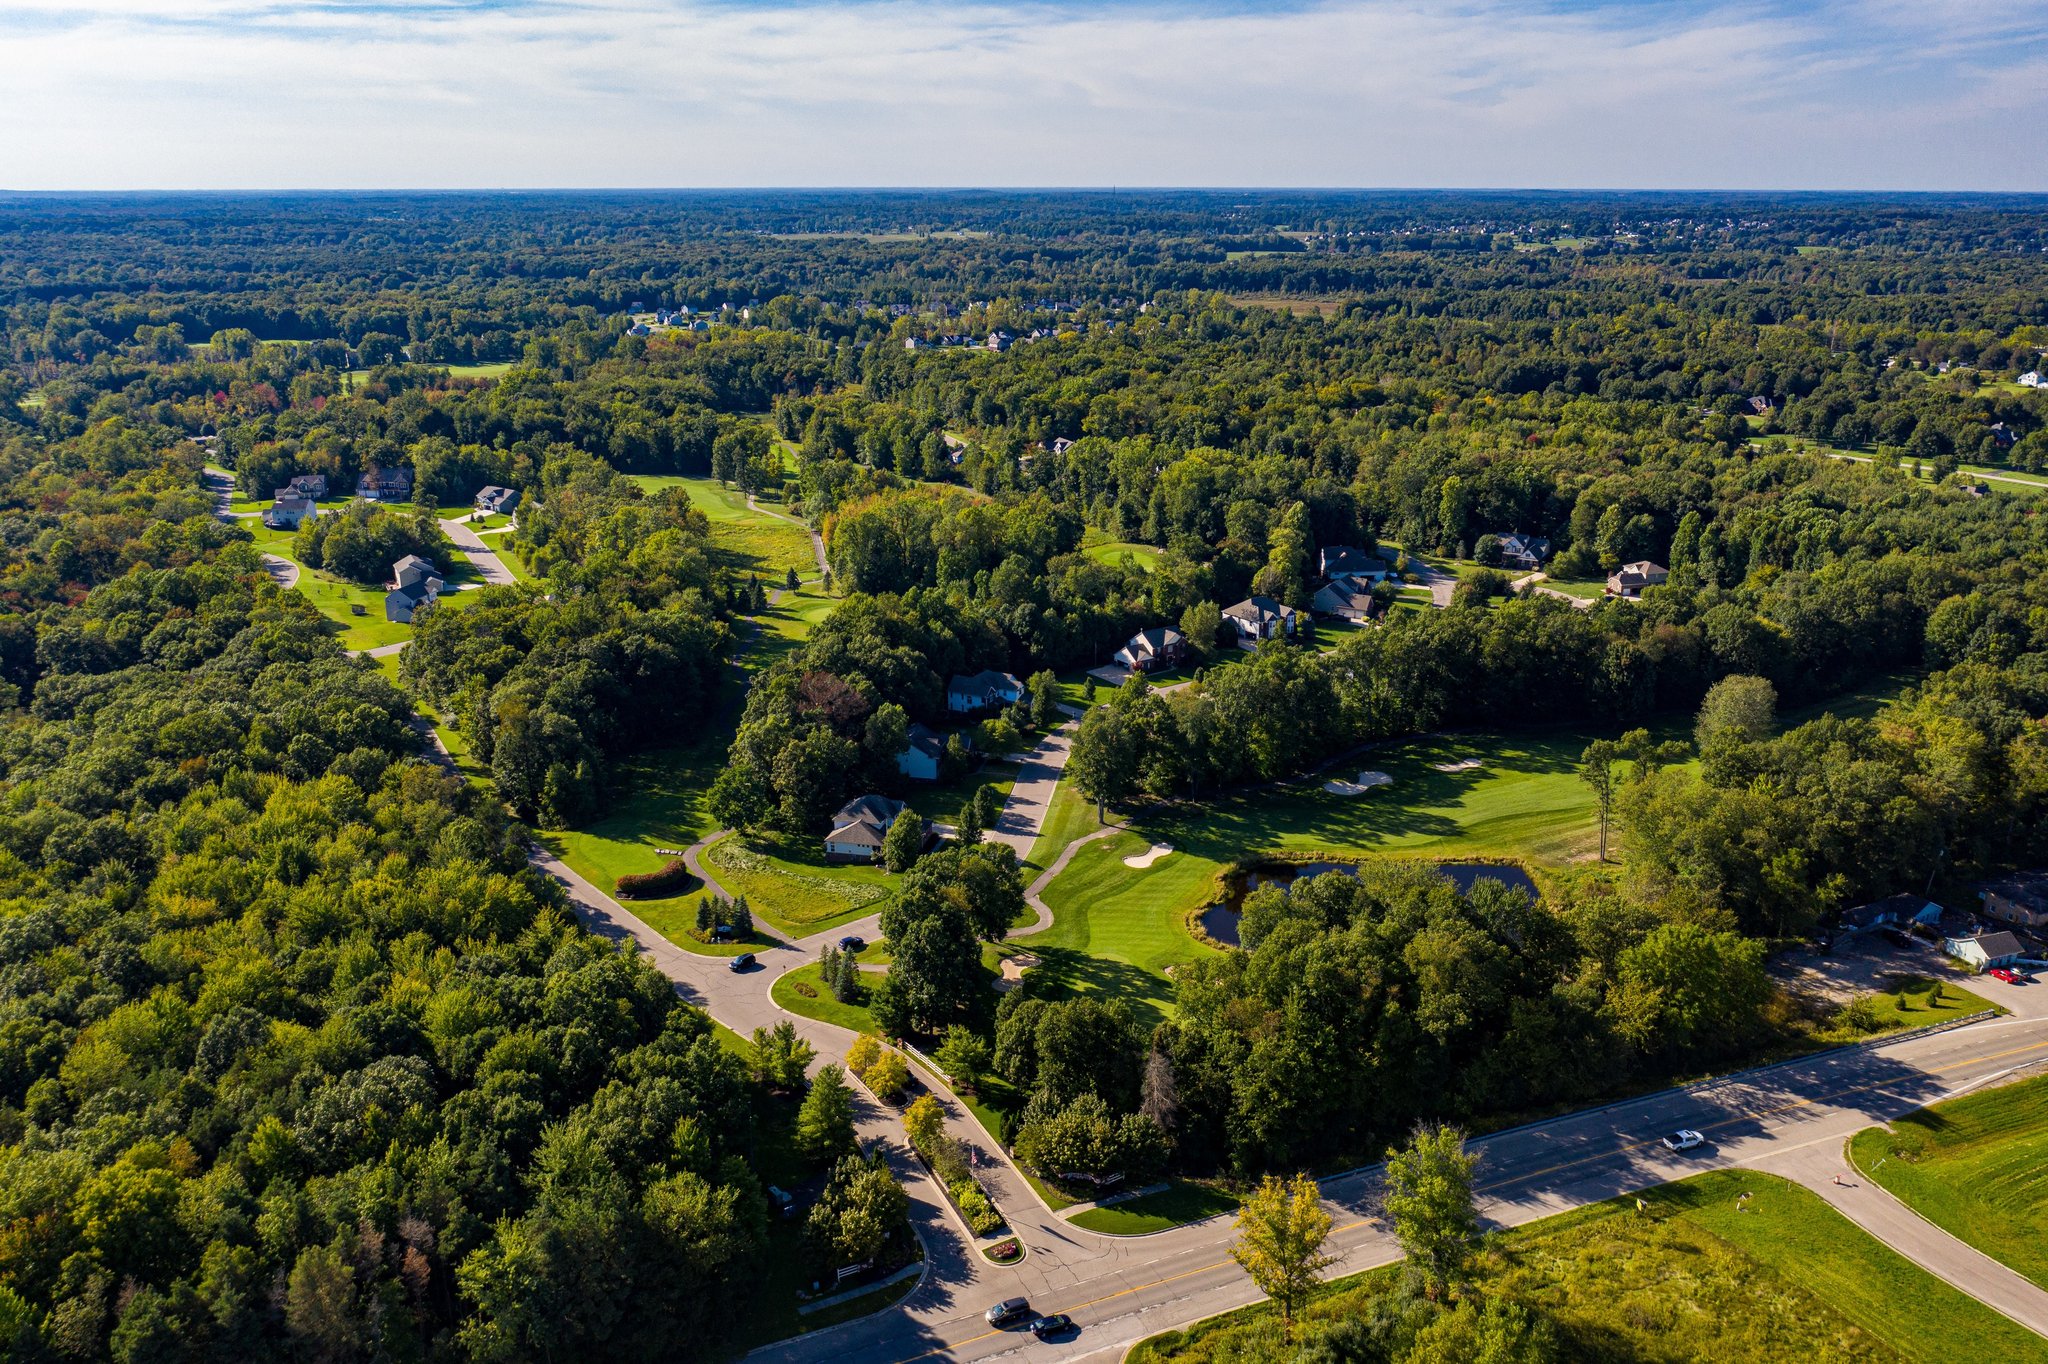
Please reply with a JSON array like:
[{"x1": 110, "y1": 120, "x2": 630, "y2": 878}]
[
  {"x1": 999, "y1": 952, "x2": 1041, "y2": 983},
  {"x1": 1432, "y1": 758, "x2": 1483, "y2": 773},
  {"x1": 1324, "y1": 770, "x2": 1394, "y2": 796},
  {"x1": 1123, "y1": 843, "x2": 1174, "y2": 868}
]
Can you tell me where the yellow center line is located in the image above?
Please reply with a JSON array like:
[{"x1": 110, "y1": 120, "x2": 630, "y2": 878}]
[{"x1": 874, "y1": 1032, "x2": 2048, "y2": 1364}]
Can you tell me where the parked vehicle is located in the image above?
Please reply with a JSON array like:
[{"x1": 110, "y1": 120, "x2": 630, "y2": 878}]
[
  {"x1": 1662, "y1": 1129, "x2": 1705, "y2": 1152},
  {"x1": 986, "y1": 1298, "x2": 1033, "y2": 1328},
  {"x1": 766, "y1": 1185, "x2": 795, "y2": 1218},
  {"x1": 729, "y1": 952, "x2": 756, "y2": 972},
  {"x1": 1989, "y1": 967, "x2": 2026, "y2": 984}
]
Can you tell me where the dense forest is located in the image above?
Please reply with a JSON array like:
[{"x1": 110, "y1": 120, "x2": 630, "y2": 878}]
[{"x1": 3, "y1": 190, "x2": 2048, "y2": 1358}]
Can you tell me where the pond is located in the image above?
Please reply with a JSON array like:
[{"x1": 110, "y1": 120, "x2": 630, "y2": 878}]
[{"x1": 1199, "y1": 860, "x2": 1540, "y2": 948}]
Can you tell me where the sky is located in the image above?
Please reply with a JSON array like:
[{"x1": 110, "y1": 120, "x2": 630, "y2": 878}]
[{"x1": 1, "y1": 0, "x2": 2046, "y2": 191}]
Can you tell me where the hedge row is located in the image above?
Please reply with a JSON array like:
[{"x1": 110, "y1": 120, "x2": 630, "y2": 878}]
[{"x1": 615, "y1": 859, "x2": 694, "y2": 899}]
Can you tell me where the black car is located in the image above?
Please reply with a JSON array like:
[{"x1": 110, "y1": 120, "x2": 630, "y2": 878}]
[
  {"x1": 839, "y1": 935, "x2": 866, "y2": 954},
  {"x1": 1030, "y1": 1314, "x2": 1075, "y2": 1340},
  {"x1": 728, "y1": 952, "x2": 756, "y2": 972},
  {"x1": 985, "y1": 1298, "x2": 1033, "y2": 1328}
]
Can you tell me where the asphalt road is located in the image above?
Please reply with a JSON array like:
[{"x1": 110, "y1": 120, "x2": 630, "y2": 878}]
[
  {"x1": 744, "y1": 1013, "x2": 2048, "y2": 1364},
  {"x1": 532, "y1": 836, "x2": 2048, "y2": 1363}
]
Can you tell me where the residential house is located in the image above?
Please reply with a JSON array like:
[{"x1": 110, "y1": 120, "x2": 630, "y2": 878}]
[
  {"x1": 384, "y1": 555, "x2": 443, "y2": 624},
  {"x1": 1222, "y1": 596, "x2": 1297, "y2": 647},
  {"x1": 904, "y1": 337, "x2": 924, "y2": 351},
  {"x1": 824, "y1": 795, "x2": 911, "y2": 862},
  {"x1": 1605, "y1": 561, "x2": 1669, "y2": 599},
  {"x1": 627, "y1": 322, "x2": 650, "y2": 337},
  {"x1": 1318, "y1": 546, "x2": 1386, "y2": 581},
  {"x1": 1840, "y1": 893, "x2": 1941, "y2": 935},
  {"x1": 1051, "y1": 437, "x2": 1075, "y2": 457},
  {"x1": 284, "y1": 473, "x2": 328, "y2": 500},
  {"x1": 985, "y1": 332, "x2": 1012, "y2": 352},
  {"x1": 1113, "y1": 626, "x2": 1188, "y2": 673},
  {"x1": 1989, "y1": 423, "x2": 2017, "y2": 450},
  {"x1": 1980, "y1": 872, "x2": 2048, "y2": 928},
  {"x1": 947, "y1": 669, "x2": 1026, "y2": 714},
  {"x1": 896, "y1": 723, "x2": 947, "y2": 782},
  {"x1": 264, "y1": 494, "x2": 315, "y2": 530},
  {"x1": 2020, "y1": 371, "x2": 2044, "y2": 389},
  {"x1": 1311, "y1": 577, "x2": 1383, "y2": 623},
  {"x1": 356, "y1": 466, "x2": 414, "y2": 502},
  {"x1": 1495, "y1": 533, "x2": 1553, "y2": 572},
  {"x1": 1748, "y1": 395, "x2": 1774, "y2": 415},
  {"x1": 1946, "y1": 930, "x2": 2027, "y2": 971},
  {"x1": 474, "y1": 485, "x2": 520, "y2": 516}
]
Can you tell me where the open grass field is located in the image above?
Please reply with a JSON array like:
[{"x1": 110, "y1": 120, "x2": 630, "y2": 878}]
[
  {"x1": 748, "y1": 585, "x2": 836, "y2": 674},
  {"x1": 1132, "y1": 1170, "x2": 2048, "y2": 1364},
  {"x1": 704, "y1": 831, "x2": 892, "y2": 936},
  {"x1": 1227, "y1": 295, "x2": 1350, "y2": 317},
  {"x1": 626, "y1": 473, "x2": 817, "y2": 576},
  {"x1": 1019, "y1": 830, "x2": 1225, "y2": 1027},
  {"x1": 440, "y1": 361, "x2": 515, "y2": 381},
  {"x1": 1849, "y1": 1073, "x2": 2048, "y2": 1291},
  {"x1": 1068, "y1": 1180, "x2": 1241, "y2": 1235},
  {"x1": 1083, "y1": 540, "x2": 1165, "y2": 573}
]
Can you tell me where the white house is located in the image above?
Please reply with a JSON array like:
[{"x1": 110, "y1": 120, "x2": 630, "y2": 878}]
[
  {"x1": 1222, "y1": 596, "x2": 1297, "y2": 647},
  {"x1": 947, "y1": 670, "x2": 1025, "y2": 714},
  {"x1": 824, "y1": 795, "x2": 909, "y2": 861},
  {"x1": 1496, "y1": 533, "x2": 1552, "y2": 572},
  {"x1": 1113, "y1": 626, "x2": 1188, "y2": 673},
  {"x1": 1605, "y1": 561, "x2": 1669, "y2": 599},
  {"x1": 896, "y1": 723, "x2": 946, "y2": 782},
  {"x1": 2020, "y1": 372, "x2": 2044, "y2": 388},
  {"x1": 1946, "y1": 930, "x2": 2026, "y2": 971},
  {"x1": 384, "y1": 555, "x2": 444, "y2": 624},
  {"x1": 265, "y1": 494, "x2": 315, "y2": 530}
]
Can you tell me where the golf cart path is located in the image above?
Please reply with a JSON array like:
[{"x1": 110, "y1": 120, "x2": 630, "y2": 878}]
[
  {"x1": 748, "y1": 492, "x2": 830, "y2": 577},
  {"x1": 1758, "y1": 1138, "x2": 2048, "y2": 1335}
]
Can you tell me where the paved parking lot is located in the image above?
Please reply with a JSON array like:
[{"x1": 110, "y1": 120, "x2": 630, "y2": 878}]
[{"x1": 1774, "y1": 933, "x2": 2046, "y2": 1019}]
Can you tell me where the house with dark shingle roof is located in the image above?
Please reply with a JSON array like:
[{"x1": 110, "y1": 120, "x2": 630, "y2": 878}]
[
  {"x1": 1222, "y1": 596, "x2": 1296, "y2": 647},
  {"x1": 896, "y1": 723, "x2": 948, "y2": 782},
  {"x1": 1946, "y1": 930, "x2": 2026, "y2": 971},
  {"x1": 1114, "y1": 627, "x2": 1187, "y2": 673},
  {"x1": 824, "y1": 795, "x2": 911, "y2": 861},
  {"x1": 947, "y1": 670, "x2": 1025, "y2": 714}
]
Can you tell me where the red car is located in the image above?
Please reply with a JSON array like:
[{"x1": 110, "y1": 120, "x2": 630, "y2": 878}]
[{"x1": 1989, "y1": 967, "x2": 2027, "y2": 984}]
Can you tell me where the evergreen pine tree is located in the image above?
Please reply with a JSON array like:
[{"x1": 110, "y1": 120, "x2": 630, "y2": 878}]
[{"x1": 732, "y1": 895, "x2": 753, "y2": 936}]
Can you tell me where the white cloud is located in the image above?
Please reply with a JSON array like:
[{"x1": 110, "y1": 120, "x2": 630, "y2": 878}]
[{"x1": 0, "y1": 0, "x2": 2043, "y2": 188}]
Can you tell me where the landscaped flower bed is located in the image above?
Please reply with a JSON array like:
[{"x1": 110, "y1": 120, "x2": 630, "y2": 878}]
[{"x1": 983, "y1": 1237, "x2": 1022, "y2": 1264}]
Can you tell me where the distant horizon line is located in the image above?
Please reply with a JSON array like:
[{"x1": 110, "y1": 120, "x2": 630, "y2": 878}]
[{"x1": 3, "y1": 186, "x2": 2047, "y2": 199}]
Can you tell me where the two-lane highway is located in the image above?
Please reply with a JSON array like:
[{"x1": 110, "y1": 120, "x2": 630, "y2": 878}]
[{"x1": 534, "y1": 822, "x2": 2048, "y2": 1364}]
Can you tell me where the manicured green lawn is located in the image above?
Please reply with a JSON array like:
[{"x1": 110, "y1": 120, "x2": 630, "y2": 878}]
[
  {"x1": 769, "y1": 962, "x2": 878, "y2": 1033},
  {"x1": 1141, "y1": 728, "x2": 1605, "y2": 869},
  {"x1": 1819, "y1": 975, "x2": 1996, "y2": 1041},
  {"x1": 1133, "y1": 1171, "x2": 2048, "y2": 1364},
  {"x1": 1068, "y1": 1181, "x2": 1241, "y2": 1235},
  {"x1": 1025, "y1": 775, "x2": 1115, "y2": 872},
  {"x1": 1083, "y1": 540, "x2": 1164, "y2": 573},
  {"x1": 747, "y1": 585, "x2": 836, "y2": 675},
  {"x1": 626, "y1": 474, "x2": 816, "y2": 576},
  {"x1": 1020, "y1": 831, "x2": 1223, "y2": 1027},
  {"x1": 440, "y1": 361, "x2": 515, "y2": 381},
  {"x1": 899, "y1": 766, "x2": 1017, "y2": 824},
  {"x1": 705, "y1": 831, "x2": 892, "y2": 936},
  {"x1": 1850, "y1": 1074, "x2": 2048, "y2": 1291}
]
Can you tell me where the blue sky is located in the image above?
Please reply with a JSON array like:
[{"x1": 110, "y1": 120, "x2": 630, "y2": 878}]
[{"x1": 1, "y1": 0, "x2": 2045, "y2": 189}]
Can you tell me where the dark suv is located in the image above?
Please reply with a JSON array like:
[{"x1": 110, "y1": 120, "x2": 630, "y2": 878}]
[{"x1": 985, "y1": 1298, "x2": 1033, "y2": 1328}]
